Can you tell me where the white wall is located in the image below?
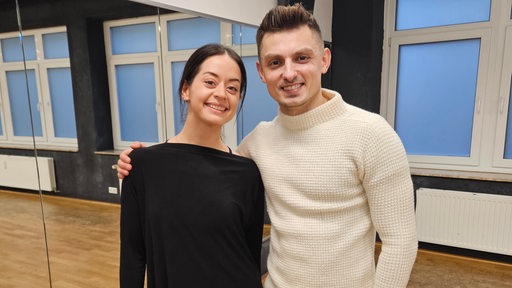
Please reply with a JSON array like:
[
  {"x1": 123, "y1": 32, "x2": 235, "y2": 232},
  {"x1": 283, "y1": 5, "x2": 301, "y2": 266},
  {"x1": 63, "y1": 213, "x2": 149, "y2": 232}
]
[
  {"x1": 130, "y1": 0, "x2": 332, "y2": 42},
  {"x1": 130, "y1": 0, "x2": 276, "y2": 27},
  {"x1": 314, "y1": 0, "x2": 332, "y2": 42}
]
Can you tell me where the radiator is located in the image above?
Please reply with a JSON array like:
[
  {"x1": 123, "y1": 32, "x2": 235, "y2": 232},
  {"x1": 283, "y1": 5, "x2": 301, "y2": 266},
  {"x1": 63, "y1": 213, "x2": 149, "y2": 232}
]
[
  {"x1": 0, "y1": 155, "x2": 57, "y2": 192},
  {"x1": 416, "y1": 188, "x2": 512, "y2": 256}
]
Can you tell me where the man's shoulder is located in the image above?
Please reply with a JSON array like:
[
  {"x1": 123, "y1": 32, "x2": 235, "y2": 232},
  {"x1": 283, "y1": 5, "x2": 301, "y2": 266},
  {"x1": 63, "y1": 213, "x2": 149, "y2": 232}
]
[{"x1": 245, "y1": 118, "x2": 278, "y2": 139}]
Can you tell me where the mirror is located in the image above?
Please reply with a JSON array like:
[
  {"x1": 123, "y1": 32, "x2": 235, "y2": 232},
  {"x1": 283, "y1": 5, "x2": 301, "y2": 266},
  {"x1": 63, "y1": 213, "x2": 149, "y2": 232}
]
[
  {"x1": 0, "y1": 0, "x2": 272, "y2": 287},
  {"x1": 0, "y1": 0, "x2": 52, "y2": 286}
]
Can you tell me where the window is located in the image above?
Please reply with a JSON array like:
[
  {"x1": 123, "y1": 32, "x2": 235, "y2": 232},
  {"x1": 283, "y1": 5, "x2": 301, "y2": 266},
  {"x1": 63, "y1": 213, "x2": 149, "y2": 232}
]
[
  {"x1": 0, "y1": 27, "x2": 77, "y2": 150},
  {"x1": 104, "y1": 14, "x2": 277, "y2": 150},
  {"x1": 381, "y1": 0, "x2": 512, "y2": 181}
]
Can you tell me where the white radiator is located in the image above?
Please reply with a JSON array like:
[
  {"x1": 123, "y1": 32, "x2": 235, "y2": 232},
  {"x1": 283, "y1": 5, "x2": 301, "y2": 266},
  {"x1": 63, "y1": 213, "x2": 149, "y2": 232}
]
[
  {"x1": 416, "y1": 188, "x2": 512, "y2": 256},
  {"x1": 0, "y1": 155, "x2": 57, "y2": 192}
]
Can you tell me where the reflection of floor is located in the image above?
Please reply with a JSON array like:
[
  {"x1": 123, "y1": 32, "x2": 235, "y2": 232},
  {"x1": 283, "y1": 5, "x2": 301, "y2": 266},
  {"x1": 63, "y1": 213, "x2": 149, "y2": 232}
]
[{"x1": 1, "y1": 189, "x2": 511, "y2": 287}]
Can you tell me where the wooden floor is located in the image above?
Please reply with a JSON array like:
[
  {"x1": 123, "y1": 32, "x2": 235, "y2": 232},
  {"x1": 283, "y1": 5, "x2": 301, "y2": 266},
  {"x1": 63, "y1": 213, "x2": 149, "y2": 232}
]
[{"x1": 1, "y1": 189, "x2": 511, "y2": 287}]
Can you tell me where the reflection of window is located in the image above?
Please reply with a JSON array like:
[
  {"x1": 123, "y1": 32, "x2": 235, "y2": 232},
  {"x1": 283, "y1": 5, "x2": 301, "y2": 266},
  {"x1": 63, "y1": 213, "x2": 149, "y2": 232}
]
[
  {"x1": 382, "y1": 0, "x2": 512, "y2": 180},
  {"x1": 0, "y1": 27, "x2": 77, "y2": 149},
  {"x1": 105, "y1": 14, "x2": 276, "y2": 150}
]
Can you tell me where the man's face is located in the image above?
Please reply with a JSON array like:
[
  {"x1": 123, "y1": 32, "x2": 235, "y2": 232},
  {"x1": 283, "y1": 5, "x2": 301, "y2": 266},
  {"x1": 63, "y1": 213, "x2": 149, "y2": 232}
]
[{"x1": 256, "y1": 25, "x2": 331, "y2": 116}]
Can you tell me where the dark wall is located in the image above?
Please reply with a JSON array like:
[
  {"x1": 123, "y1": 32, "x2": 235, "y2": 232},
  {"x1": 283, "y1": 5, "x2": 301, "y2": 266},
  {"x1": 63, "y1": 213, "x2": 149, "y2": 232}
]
[
  {"x1": 331, "y1": 0, "x2": 384, "y2": 113},
  {"x1": 0, "y1": 0, "x2": 170, "y2": 203}
]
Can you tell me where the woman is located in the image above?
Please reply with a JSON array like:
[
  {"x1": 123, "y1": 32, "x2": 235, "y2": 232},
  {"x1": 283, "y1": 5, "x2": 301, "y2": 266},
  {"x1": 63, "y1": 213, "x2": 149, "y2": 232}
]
[{"x1": 120, "y1": 44, "x2": 264, "y2": 288}]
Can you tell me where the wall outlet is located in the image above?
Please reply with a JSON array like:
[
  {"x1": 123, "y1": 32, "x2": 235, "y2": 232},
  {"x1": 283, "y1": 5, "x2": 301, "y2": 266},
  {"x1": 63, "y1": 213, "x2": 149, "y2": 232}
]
[{"x1": 108, "y1": 186, "x2": 118, "y2": 194}]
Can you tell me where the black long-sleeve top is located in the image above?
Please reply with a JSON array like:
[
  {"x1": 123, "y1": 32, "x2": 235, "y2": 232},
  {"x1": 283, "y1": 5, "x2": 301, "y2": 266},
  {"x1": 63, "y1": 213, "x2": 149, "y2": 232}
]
[{"x1": 120, "y1": 143, "x2": 264, "y2": 288}]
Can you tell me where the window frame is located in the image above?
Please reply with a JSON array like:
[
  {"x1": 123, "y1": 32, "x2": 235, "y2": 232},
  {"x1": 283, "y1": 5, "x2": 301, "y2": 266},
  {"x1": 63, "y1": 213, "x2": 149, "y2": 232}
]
[
  {"x1": 381, "y1": 0, "x2": 512, "y2": 181},
  {"x1": 104, "y1": 16, "x2": 165, "y2": 149},
  {"x1": 493, "y1": 25, "x2": 512, "y2": 168},
  {"x1": 104, "y1": 13, "x2": 262, "y2": 151},
  {"x1": 0, "y1": 26, "x2": 77, "y2": 150}
]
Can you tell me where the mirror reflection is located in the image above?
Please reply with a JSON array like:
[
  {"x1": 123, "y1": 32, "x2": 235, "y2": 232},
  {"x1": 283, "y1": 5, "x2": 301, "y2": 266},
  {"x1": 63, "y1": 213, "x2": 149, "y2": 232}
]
[{"x1": 0, "y1": 0, "x2": 274, "y2": 287}]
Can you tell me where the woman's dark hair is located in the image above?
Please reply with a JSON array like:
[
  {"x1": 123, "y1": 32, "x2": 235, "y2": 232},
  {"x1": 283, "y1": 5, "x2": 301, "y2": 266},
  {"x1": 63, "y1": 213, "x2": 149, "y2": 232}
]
[{"x1": 178, "y1": 43, "x2": 247, "y2": 121}]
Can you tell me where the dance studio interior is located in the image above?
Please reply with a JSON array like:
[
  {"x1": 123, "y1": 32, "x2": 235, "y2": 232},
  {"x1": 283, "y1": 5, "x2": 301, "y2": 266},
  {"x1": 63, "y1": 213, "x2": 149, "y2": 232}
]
[{"x1": 0, "y1": 0, "x2": 511, "y2": 287}]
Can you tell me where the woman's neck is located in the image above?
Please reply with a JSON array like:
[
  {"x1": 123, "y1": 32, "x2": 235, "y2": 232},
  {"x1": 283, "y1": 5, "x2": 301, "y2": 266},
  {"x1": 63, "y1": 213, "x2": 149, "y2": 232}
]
[{"x1": 168, "y1": 123, "x2": 228, "y2": 152}]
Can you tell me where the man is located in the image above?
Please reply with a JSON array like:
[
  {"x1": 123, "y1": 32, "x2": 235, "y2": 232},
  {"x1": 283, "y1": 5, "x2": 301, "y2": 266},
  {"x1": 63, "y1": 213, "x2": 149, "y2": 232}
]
[{"x1": 118, "y1": 4, "x2": 417, "y2": 287}]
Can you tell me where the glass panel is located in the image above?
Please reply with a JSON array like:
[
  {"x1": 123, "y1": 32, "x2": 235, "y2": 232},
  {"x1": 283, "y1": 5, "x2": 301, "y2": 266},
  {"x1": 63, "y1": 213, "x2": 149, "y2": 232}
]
[
  {"x1": 42, "y1": 32, "x2": 69, "y2": 59},
  {"x1": 110, "y1": 23, "x2": 156, "y2": 55},
  {"x1": 504, "y1": 80, "x2": 512, "y2": 159},
  {"x1": 395, "y1": 39, "x2": 480, "y2": 157},
  {"x1": 237, "y1": 56, "x2": 277, "y2": 143},
  {"x1": 167, "y1": 18, "x2": 220, "y2": 51},
  {"x1": 171, "y1": 61, "x2": 186, "y2": 134},
  {"x1": 1, "y1": 35, "x2": 36, "y2": 62},
  {"x1": 6, "y1": 69, "x2": 43, "y2": 137},
  {"x1": 115, "y1": 63, "x2": 158, "y2": 142},
  {"x1": 232, "y1": 24, "x2": 257, "y2": 45},
  {"x1": 48, "y1": 67, "x2": 76, "y2": 138},
  {"x1": 0, "y1": 112, "x2": 3, "y2": 135},
  {"x1": 396, "y1": 0, "x2": 491, "y2": 30}
]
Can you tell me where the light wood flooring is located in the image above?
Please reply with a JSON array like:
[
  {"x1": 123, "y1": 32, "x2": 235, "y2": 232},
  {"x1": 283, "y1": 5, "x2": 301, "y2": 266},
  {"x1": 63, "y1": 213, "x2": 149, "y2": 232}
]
[{"x1": 1, "y1": 189, "x2": 511, "y2": 287}]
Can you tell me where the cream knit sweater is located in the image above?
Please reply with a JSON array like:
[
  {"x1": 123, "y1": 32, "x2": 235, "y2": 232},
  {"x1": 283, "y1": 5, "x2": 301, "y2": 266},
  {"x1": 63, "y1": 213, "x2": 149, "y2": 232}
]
[{"x1": 238, "y1": 89, "x2": 417, "y2": 288}]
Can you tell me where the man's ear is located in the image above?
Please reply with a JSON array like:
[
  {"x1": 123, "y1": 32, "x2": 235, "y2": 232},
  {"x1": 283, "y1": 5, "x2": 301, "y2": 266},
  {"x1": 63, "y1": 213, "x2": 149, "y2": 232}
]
[
  {"x1": 256, "y1": 61, "x2": 267, "y2": 83},
  {"x1": 321, "y1": 47, "x2": 332, "y2": 74}
]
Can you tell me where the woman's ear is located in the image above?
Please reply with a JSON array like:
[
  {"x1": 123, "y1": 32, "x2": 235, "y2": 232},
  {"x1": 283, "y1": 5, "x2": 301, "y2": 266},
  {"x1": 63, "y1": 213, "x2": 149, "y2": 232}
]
[{"x1": 181, "y1": 83, "x2": 190, "y2": 102}]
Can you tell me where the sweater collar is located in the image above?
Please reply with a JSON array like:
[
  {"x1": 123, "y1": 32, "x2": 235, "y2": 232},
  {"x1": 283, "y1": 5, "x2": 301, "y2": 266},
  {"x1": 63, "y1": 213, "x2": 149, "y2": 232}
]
[{"x1": 277, "y1": 88, "x2": 347, "y2": 130}]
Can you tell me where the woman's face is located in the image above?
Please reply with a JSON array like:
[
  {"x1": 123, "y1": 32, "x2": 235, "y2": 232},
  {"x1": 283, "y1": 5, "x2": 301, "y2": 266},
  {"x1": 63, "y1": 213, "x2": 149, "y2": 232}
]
[{"x1": 181, "y1": 54, "x2": 242, "y2": 127}]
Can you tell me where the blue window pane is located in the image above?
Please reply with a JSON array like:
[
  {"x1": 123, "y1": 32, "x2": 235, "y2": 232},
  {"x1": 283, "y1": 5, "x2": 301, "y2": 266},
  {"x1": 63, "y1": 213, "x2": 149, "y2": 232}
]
[
  {"x1": 0, "y1": 112, "x2": 3, "y2": 135},
  {"x1": 232, "y1": 24, "x2": 257, "y2": 45},
  {"x1": 171, "y1": 61, "x2": 186, "y2": 134},
  {"x1": 396, "y1": 0, "x2": 491, "y2": 30},
  {"x1": 48, "y1": 68, "x2": 76, "y2": 138},
  {"x1": 1, "y1": 35, "x2": 36, "y2": 62},
  {"x1": 237, "y1": 56, "x2": 277, "y2": 143},
  {"x1": 167, "y1": 18, "x2": 220, "y2": 51},
  {"x1": 504, "y1": 81, "x2": 512, "y2": 159},
  {"x1": 6, "y1": 70, "x2": 42, "y2": 137},
  {"x1": 395, "y1": 39, "x2": 480, "y2": 157},
  {"x1": 43, "y1": 32, "x2": 69, "y2": 59},
  {"x1": 115, "y1": 63, "x2": 158, "y2": 142},
  {"x1": 111, "y1": 23, "x2": 156, "y2": 55}
]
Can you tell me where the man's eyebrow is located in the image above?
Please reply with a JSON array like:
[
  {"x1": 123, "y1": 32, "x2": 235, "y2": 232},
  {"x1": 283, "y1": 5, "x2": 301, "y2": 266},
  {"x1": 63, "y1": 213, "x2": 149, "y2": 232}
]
[{"x1": 262, "y1": 47, "x2": 316, "y2": 60}]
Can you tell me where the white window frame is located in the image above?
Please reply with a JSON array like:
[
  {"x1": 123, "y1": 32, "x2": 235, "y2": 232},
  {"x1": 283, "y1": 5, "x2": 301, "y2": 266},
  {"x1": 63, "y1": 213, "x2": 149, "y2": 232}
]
[
  {"x1": 104, "y1": 16, "x2": 165, "y2": 149},
  {"x1": 381, "y1": 0, "x2": 512, "y2": 181},
  {"x1": 0, "y1": 26, "x2": 77, "y2": 151},
  {"x1": 105, "y1": 13, "x2": 260, "y2": 151},
  {"x1": 493, "y1": 25, "x2": 512, "y2": 168}
]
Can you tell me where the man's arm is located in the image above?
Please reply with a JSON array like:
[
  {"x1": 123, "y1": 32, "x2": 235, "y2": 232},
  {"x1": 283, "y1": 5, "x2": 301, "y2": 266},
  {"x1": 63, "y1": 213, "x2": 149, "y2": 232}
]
[
  {"x1": 363, "y1": 119, "x2": 417, "y2": 287},
  {"x1": 117, "y1": 142, "x2": 144, "y2": 179}
]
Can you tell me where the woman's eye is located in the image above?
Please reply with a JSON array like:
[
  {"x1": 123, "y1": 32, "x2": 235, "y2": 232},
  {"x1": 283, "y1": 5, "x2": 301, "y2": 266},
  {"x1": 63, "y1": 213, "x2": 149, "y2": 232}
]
[
  {"x1": 227, "y1": 86, "x2": 239, "y2": 94},
  {"x1": 204, "y1": 80, "x2": 216, "y2": 86}
]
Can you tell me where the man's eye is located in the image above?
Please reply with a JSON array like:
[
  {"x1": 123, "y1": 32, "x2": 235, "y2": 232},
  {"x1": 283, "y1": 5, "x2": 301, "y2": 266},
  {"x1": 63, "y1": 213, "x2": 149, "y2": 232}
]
[
  {"x1": 269, "y1": 60, "x2": 281, "y2": 67},
  {"x1": 297, "y1": 55, "x2": 310, "y2": 62}
]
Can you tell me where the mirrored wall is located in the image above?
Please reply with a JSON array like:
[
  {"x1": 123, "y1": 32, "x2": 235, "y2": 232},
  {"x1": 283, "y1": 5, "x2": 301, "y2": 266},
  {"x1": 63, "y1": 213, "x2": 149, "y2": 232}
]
[{"x1": 0, "y1": 0, "x2": 275, "y2": 286}]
